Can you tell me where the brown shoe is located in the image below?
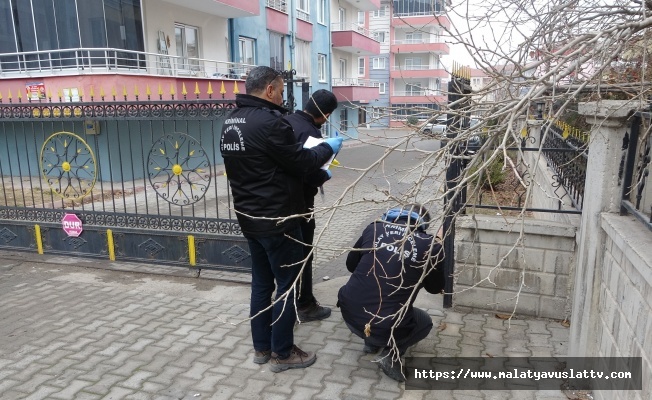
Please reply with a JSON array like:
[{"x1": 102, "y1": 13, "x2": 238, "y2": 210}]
[
  {"x1": 269, "y1": 345, "x2": 316, "y2": 372},
  {"x1": 253, "y1": 350, "x2": 271, "y2": 364}
]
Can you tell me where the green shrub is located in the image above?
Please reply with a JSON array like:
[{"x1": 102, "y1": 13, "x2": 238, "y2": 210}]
[
  {"x1": 469, "y1": 154, "x2": 506, "y2": 189},
  {"x1": 406, "y1": 115, "x2": 419, "y2": 126}
]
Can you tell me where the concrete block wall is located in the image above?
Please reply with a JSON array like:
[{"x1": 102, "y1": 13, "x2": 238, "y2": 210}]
[
  {"x1": 453, "y1": 215, "x2": 577, "y2": 319},
  {"x1": 593, "y1": 214, "x2": 652, "y2": 400}
]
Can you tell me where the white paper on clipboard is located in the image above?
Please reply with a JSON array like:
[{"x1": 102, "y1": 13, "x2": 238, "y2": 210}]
[{"x1": 303, "y1": 136, "x2": 336, "y2": 170}]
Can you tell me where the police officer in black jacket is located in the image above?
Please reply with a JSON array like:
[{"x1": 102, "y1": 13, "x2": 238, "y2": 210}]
[
  {"x1": 220, "y1": 66, "x2": 343, "y2": 373},
  {"x1": 338, "y1": 203, "x2": 445, "y2": 382},
  {"x1": 284, "y1": 89, "x2": 339, "y2": 323}
]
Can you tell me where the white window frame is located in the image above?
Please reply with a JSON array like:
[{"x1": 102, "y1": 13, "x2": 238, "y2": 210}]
[
  {"x1": 238, "y1": 36, "x2": 255, "y2": 65},
  {"x1": 317, "y1": 0, "x2": 326, "y2": 24},
  {"x1": 372, "y1": 6, "x2": 387, "y2": 17},
  {"x1": 373, "y1": 31, "x2": 386, "y2": 43},
  {"x1": 269, "y1": 32, "x2": 284, "y2": 70},
  {"x1": 318, "y1": 53, "x2": 327, "y2": 82},
  {"x1": 295, "y1": 39, "x2": 311, "y2": 78},
  {"x1": 372, "y1": 57, "x2": 386, "y2": 70},
  {"x1": 358, "y1": 57, "x2": 365, "y2": 76},
  {"x1": 297, "y1": 0, "x2": 310, "y2": 21},
  {"x1": 379, "y1": 82, "x2": 386, "y2": 94},
  {"x1": 175, "y1": 23, "x2": 200, "y2": 72}
]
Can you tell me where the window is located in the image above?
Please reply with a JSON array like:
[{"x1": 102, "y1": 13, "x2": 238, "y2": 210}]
[
  {"x1": 393, "y1": 0, "x2": 445, "y2": 16},
  {"x1": 338, "y1": 7, "x2": 346, "y2": 30},
  {"x1": 406, "y1": 84, "x2": 423, "y2": 95},
  {"x1": 239, "y1": 36, "x2": 255, "y2": 65},
  {"x1": 372, "y1": 6, "x2": 387, "y2": 17},
  {"x1": 357, "y1": 11, "x2": 365, "y2": 26},
  {"x1": 176, "y1": 24, "x2": 200, "y2": 71},
  {"x1": 405, "y1": 57, "x2": 422, "y2": 70},
  {"x1": 405, "y1": 32, "x2": 423, "y2": 44},
  {"x1": 318, "y1": 54, "x2": 327, "y2": 82},
  {"x1": 295, "y1": 39, "x2": 311, "y2": 78},
  {"x1": 269, "y1": 32, "x2": 284, "y2": 70},
  {"x1": 339, "y1": 59, "x2": 347, "y2": 82},
  {"x1": 379, "y1": 82, "x2": 386, "y2": 94},
  {"x1": 297, "y1": 0, "x2": 309, "y2": 21},
  {"x1": 358, "y1": 57, "x2": 365, "y2": 76},
  {"x1": 317, "y1": 0, "x2": 326, "y2": 24},
  {"x1": 373, "y1": 31, "x2": 386, "y2": 43},
  {"x1": 372, "y1": 57, "x2": 386, "y2": 70}
]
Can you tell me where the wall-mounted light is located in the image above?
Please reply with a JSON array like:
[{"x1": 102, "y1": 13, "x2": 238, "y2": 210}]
[{"x1": 536, "y1": 101, "x2": 544, "y2": 120}]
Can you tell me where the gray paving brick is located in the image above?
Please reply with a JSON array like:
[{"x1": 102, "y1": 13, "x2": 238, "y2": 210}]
[{"x1": 49, "y1": 379, "x2": 94, "y2": 399}]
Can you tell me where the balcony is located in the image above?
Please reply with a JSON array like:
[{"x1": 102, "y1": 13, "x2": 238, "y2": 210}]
[
  {"x1": 391, "y1": 14, "x2": 450, "y2": 30},
  {"x1": 390, "y1": 90, "x2": 446, "y2": 104},
  {"x1": 161, "y1": 0, "x2": 259, "y2": 18},
  {"x1": 390, "y1": 65, "x2": 449, "y2": 79},
  {"x1": 265, "y1": 0, "x2": 287, "y2": 13},
  {"x1": 331, "y1": 23, "x2": 380, "y2": 56},
  {"x1": 390, "y1": 40, "x2": 449, "y2": 55},
  {"x1": 0, "y1": 48, "x2": 255, "y2": 80},
  {"x1": 332, "y1": 78, "x2": 379, "y2": 103},
  {"x1": 340, "y1": 0, "x2": 381, "y2": 11}
]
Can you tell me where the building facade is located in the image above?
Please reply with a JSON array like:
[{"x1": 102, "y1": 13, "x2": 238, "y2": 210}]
[{"x1": 388, "y1": 0, "x2": 450, "y2": 127}]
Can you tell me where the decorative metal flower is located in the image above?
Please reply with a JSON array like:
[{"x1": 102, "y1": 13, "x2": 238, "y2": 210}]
[
  {"x1": 40, "y1": 131, "x2": 97, "y2": 200},
  {"x1": 148, "y1": 133, "x2": 211, "y2": 205}
]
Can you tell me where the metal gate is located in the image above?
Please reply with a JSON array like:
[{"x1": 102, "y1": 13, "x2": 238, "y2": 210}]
[{"x1": 0, "y1": 98, "x2": 252, "y2": 273}]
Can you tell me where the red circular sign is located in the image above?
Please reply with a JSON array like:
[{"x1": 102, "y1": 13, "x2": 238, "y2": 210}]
[{"x1": 62, "y1": 213, "x2": 83, "y2": 237}]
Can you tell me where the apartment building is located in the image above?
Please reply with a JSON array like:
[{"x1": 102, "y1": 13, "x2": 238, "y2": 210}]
[
  {"x1": 389, "y1": 0, "x2": 450, "y2": 127},
  {"x1": 329, "y1": 0, "x2": 381, "y2": 138},
  {"x1": 0, "y1": 0, "x2": 259, "y2": 102}
]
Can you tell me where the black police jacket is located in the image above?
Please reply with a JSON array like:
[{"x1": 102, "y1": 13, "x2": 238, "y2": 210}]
[
  {"x1": 284, "y1": 110, "x2": 331, "y2": 211},
  {"x1": 220, "y1": 94, "x2": 334, "y2": 237},
  {"x1": 338, "y1": 219, "x2": 445, "y2": 341}
]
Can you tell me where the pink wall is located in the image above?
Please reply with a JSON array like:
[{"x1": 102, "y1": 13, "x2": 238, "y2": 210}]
[
  {"x1": 296, "y1": 20, "x2": 313, "y2": 41},
  {"x1": 217, "y1": 0, "x2": 259, "y2": 15},
  {"x1": 331, "y1": 32, "x2": 381, "y2": 55},
  {"x1": 0, "y1": 75, "x2": 242, "y2": 102},
  {"x1": 266, "y1": 8, "x2": 289, "y2": 34}
]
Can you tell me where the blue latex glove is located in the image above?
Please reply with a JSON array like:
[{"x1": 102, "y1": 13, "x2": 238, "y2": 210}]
[
  {"x1": 324, "y1": 137, "x2": 343, "y2": 154},
  {"x1": 326, "y1": 170, "x2": 332, "y2": 179}
]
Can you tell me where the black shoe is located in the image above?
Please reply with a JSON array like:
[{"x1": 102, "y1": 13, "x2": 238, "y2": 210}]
[
  {"x1": 377, "y1": 350, "x2": 405, "y2": 382},
  {"x1": 297, "y1": 301, "x2": 331, "y2": 322},
  {"x1": 253, "y1": 350, "x2": 271, "y2": 364},
  {"x1": 363, "y1": 344, "x2": 381, "y2": 354},
  {"x1": 269, "y1": 345, "x2": 316, "y2": 372}
]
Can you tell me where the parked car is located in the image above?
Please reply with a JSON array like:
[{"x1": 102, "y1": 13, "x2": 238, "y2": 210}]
[{"x1": 418, "y1": 117, "x2": 448, "y2": 137}]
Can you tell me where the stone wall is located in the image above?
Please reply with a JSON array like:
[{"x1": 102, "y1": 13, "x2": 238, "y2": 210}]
[
  {"x1": 453, "y1": 215, "x2": 576, "y2": 320},
  {"x1": 593, "y1": 214, "x2": 652, "y2": 399}
]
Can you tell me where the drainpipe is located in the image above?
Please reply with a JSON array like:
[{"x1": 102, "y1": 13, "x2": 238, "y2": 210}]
[
  {"x1": 228, "y1": 19, "x2": 235, "y2": 63},
  {"x1": 327, "y1": 1, "x2": 334, "y2": 137}
]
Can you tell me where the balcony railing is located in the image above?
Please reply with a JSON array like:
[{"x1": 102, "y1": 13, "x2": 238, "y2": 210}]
[
  {"x1": 392, "y1": 39, "x2": 442, "y2": 45},
  {"x1": 297, "y1": 9, "x2": 310, "y2": 21},
  {"x1": 392, "y1": 64, "x2": 441, "y2": 71},
  {"x1": 0, "y1": 48, "x2": 256, "y2": 80},
  {"x1": 332, "y1": 78, "x2": 379, "y2": 87},
  {"x1": 393, "y1": 89, "x2": 443, "y2": 96},
  {"x1": 393, "y1": 10, "x2": 445, "y2": 17},
  {"x1": 266, "y1": 0, "x2": 287, "y2": 13},
  {"x1": 330, "y1": 22, "x2": 374, "y2": 39}
]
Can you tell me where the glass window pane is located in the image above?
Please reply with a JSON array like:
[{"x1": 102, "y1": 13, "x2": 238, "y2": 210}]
[
  {"x1": 269, "y1": 32, "x2": 284, "y2": 71},
  {"x1": 0, "y1": 0, "x2": 17, "y2": 70},
  {"x1": 78, "y1": 0, "x2": 107, "y2": 48}
]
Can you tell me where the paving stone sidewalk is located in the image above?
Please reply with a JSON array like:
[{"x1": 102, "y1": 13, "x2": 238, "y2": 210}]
[{"x1": 0, "y1": 255, "x2": 571, "y2": 400}]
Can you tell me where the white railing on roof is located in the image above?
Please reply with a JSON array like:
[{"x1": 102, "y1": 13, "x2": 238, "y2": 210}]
[
  {"x1": 331, "y1": 78, "x2": 379, "y2": 87},
  {"x1": 266, "y1": 0, "x2": 287, "y2": 13},
  {"x1": 330, "y1": 22, "x2": 374, "y2": 39},
  {"x1": 0, "y1": 48, "x2": 256, "y2": 80}
]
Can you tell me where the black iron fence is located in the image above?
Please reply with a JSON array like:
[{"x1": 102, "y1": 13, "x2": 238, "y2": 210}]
[
  {"x1": 462, "y1": 121, "x2": 587, "y2": 215},
  {"x1": 620, "y1": 111, "x2": 652, "y2": 231},
  {"x1": 0, "y1": 99, "x2": 252, "y2": 272}
]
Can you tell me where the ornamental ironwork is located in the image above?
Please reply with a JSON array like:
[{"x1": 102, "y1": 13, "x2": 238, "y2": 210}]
[
  {"x1": 147, "y1": 133, "x2": 212, "y2": 206},
  {"x1": 40, "y1": 131, "x2": 97, "y2": 200},
  {"x1": 0, "y1": 100, "x2": 236, "y2": 121}
]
